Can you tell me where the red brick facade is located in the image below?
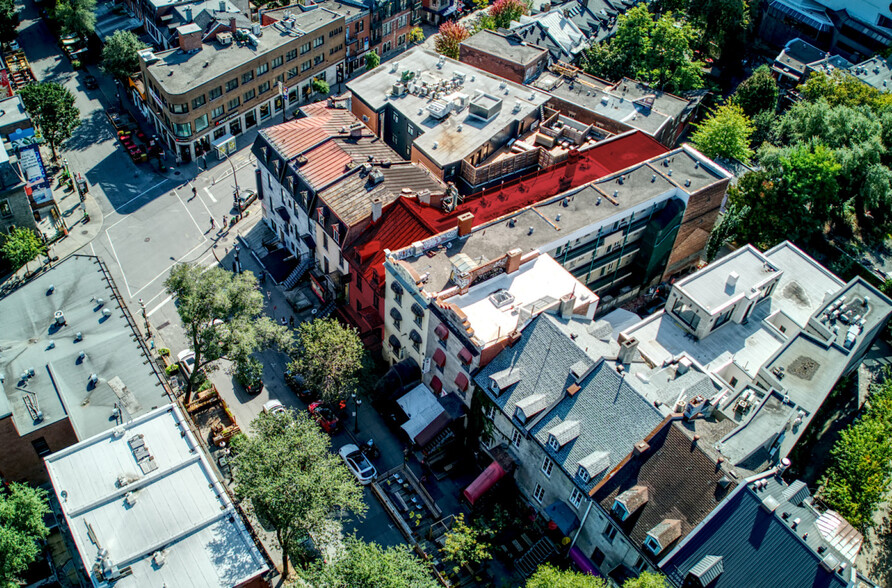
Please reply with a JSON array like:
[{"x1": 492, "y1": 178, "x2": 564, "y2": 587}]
[
  {"x1": 458, "y1": 42, "x2": 547, "y2": 85},
  {"x1": 0, "y1": 416, "x2": 78, "y2": 484},
  {"x1": 664, "y1": 179, "x2": 730, "y2": 279}
]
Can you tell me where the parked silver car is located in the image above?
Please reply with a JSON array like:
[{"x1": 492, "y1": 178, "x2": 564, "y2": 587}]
[{"x1": 338, "y1": 444, "x2": 377, "y2": 485}]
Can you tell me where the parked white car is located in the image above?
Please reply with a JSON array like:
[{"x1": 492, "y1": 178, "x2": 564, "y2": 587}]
[
  {"x1": 177, "y1": 349, "x2": 196, "y2": 379},
  {"x1": 338, "y1": 444, "x2": 377, "y2": 485},
  {"x1": 262, "y1": 400, "x2": 286, "y2": 416}
]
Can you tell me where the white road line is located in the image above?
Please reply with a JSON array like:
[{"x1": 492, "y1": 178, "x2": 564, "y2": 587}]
[
  {"x1": 104, "y1": 230, "x2": 132, "y2": 298},
  {"x1": 90, "y1": 242, "x2": 96, "y2": 256},
  {"x1": 117, "y1": 178, "x2": 171, "y2": 211},
  {"x1": 147, "y1": 294, "x2": 173, "y2": 317},
  {"x1": 173, "y1": 188, "x2": 207, "y2": 234},
  {"x1": 130, "y1": 240, "x2": 208, "y2": 298},
  {"x1": 203, "y1": 186, "x2": 217, "y2": 203}
]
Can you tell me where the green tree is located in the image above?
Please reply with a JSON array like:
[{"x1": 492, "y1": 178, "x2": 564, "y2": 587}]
[
  {"x1": 582, "y1": 4, "x2": 703, "y2": 93},
  {"x1": 818, "y1": 377, "x2": 892, "y2": 531},
  {"x1": 705, "y1": 201, "x2": 750, "y2": 261},
  {"x1": 799, "y1": 69, "x2": 892, "y2": 112},
  {"x1": 778, "y1": 142, "x2": 842, "y2": 229},
  {"x1": 490, "y1": 0, "x2": 530, "y2": 29},
  {"x1": 440, "y1": 513, "x2": 491, "y2": 572},
  {"x1": 299, "y1": 536, "x2": 437, "y2": 587},
  {"x1": 687, "y1": 0, "x2": 750, "y2": 64},
  {"x1": 101, "y1": 30, "x2": 147, "y2": 80},
  {"x1": 288, "y1": 317, "x2": 363, "y2": 407},
  {"x1": 408, "y1": 26, "x2": 425, "y2": 44},
  {"x1": 527, "y1": 564, "x2": 608, "y2": 588},
  {"x1": 365, "y1": 51, "x2": 380, "y2": 71},
  {"x1": 17, "y1": 82, "x2": 80, "y2": 160},
  {"x1": 624, "y1": 571, "x2": 671, "y2": 588},
  {"x1": 1, "y1": 226, "x2": 45, "y2": 274},
  {"x1": 733, "y1": 65, "x2": 778, "y2": 117},
  {"x1": 56, "y1": 0, "x2": 96, "y2": 38},
  {"x1": 312, "y1": 78, "x2": 330, "y2": 95},
  {"x1": 232, "y1": 410, "x2": 366, "y2": 580},
  {"x1": 0, "y1": 484, "x2": 50, "y2": 587},
  {"x1": 164, "y1": 264, "x2": 291, "y2": 404},
  {"x1": 691, "y1": 103, "x2": 754, "y2": 162},
  {"x1": 0, "y1": 0, "x2": 20, "y2": 48},
  {"x1": 434, "y1": 21, "x2": 470, "y2": 60}
]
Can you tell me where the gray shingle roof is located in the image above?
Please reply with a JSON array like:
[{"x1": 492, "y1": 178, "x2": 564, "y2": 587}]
[
  {"x1": 577, "y1": 451, "x2": 610, "y2": 478},
  {"x1": 548, "y1": 420, "x2": 581, "y2": 446},
  {"x1": 490, "y1": 366, "x2": 522, "y2": 391},
  {"x1": 516, "y1": 394, "x2": 549, "y2": 420}
]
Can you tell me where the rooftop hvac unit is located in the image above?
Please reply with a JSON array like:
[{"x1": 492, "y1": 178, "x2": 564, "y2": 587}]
[
  {"x1": 252, "y1": 23, "x2": 261, "y2": 36},
  {"x1": 453, "y1": 70, "x2": 466, "y2": 83},
  {"x1": 427, "y1": 99, "x2": 451, "y2": 119},
  {"x1": 246, "y1": 33, "x2": 259, "y2": 46},
  {"x1": 391, "y1": 82, "x2": 406, "y2": 96},
  {"x1": 217, "y1": 32, "x2": 233, "y2": 45}
]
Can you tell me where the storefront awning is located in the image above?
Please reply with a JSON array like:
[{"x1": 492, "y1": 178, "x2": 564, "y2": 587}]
[
  {"x1": 389, "y1": 334, "x2": 402, "y2": 349},
  {"x1": 432, "y1": 348, "x2": 446, "y2": 368},
  {"x1": 569, "y1": 546, "x2": 602, "y2": 576},
  {"x1": 435, "y1": 323, "x2": 449, "y2": 340},
  {"x1": 455, "y1": 372, "x2": 469, "y2": 392},
  {"x1": 545, "y1": 500, "x2": 580, "y2": 535},
  {"x1": 430, "y1": 375, "x2": 443, "y2": 394},
  {"x1": 463, "y1": 460, "x2": 506, "y2": 505},
  {"x1": 458, "y1": 347, "x2": 473, "y2": 364}
]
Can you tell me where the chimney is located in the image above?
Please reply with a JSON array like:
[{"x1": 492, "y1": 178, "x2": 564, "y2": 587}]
[
  {"x1": 219, "y1": 0, "x2": 225, "y2": 10},
  {"x1": 185, "y1": 6, "x2": 193, "y2": 21},
  {"x1": 230, "y1": 17, "x2": 237, "y2": 33},
  {"x1": 417, "y1": 189, "x2": 431, "y2": 205},
  {"x1": 677, "y1": 356, "x2": 692, "y2": 375},
  {"x1": 559, "y1": 292, "x2": 575, "y2": 318},
  {"x1": 726, "y1": 271, "x2": 739, "y2": 290},
  {"x1": 504, "y1": 248, "x2": 522, "y2": 274},
  {"x1": 177, "y1": 24, "x2": 203, "y2": 52},
  {"x1": 371, "y1": 197, "x2": 383, "y2": 222},
  {"x1": 633, "y1": 440, "x2": 650, "y2": 455},
  {"x1": 617, "y1": 336, "x2": 639, "y2": 364},
  {"x1": 350, "y1": 124, "x2": 363, "y2": 139},
  {"x1": 457, "y1": 211, "x2": 474, "y2": 236},
  {"x1": 778, "y1": 457, "x2": 791, "y2": 476}
]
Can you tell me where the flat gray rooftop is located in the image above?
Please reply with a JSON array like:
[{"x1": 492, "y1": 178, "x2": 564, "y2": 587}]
[
  {"x1": 147, "y1": 10, "x2": 339, "y2": 95},
  {"x1": 0, "y1": 95, "x2": 30, "y2": 133},
  {"x1": 460, "y1": 30, "x2": 548, "y2": 66},
  {"x1": 540, "y1": 74, "x2": 690, "y2": 136},
  {"x1": 0, "y1": 255, "x2": 169, "y2": 438},
  {"x1": 850, "y1": 56, "x2": 892, "y2": 91},
  {"x1": 347, "y1": 46, "x2": 551, "y2": 168},
  {"x1": 677, "y1": 246, "x2": 778, "y2": 313}
]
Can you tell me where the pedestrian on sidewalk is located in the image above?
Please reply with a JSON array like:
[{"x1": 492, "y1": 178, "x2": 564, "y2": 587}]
[
  {"x1": 280, "y1": 317, "x2": 287, "y2": 326},
  {"x1": 266, "y1": 291, "x2": 271, "y2": 302},
  {"x1": 191, "y1": 186, "x2": 197, "y2": 200},
  {"x1": 222, "y1": 215, "x2": 228, "y2": 228},
  {"x1": 210, "y1": 217, "x2": 216, "y2": 230},
  {"x1": 289, "y1": 316, "x2": 294, "y2": 328},
  {"x1": 403, "y1": 447, "x2": 410, "y2": 464}
]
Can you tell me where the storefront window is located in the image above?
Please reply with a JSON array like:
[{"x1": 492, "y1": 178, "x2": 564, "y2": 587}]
[
  {"x1": 259, "y1": 103, "x2": 271, "y2": 120},
  {"x1": 213, "y1": 127, "x2": 227, "y2": 140},
  {"x1": 194, "y1": 113, "x2": 209, "y2": 132},
  {"x1": 173, "y1": 122, "x2": 192, "y2": 137},
  {"x1": 230, "y1": 118, "x2": 242, "y2": 136},
  {"x1": 274, "y1": 96, "x2": 283, "y2": 112},
  {"x1": 245, "y1": 109, "x2": 257, "y2": 128}
]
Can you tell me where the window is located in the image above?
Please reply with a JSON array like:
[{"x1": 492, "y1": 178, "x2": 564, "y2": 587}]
[
  {"x1": 729, "y1": 376, "x2": 739, "y2": 388},
  {"x1": 407, "y1": 125, "x2": 414, "y2": 136},
  {"x1": 323, "y1": 232, "x2": 328, "y2": 250},
  {"x1": 356, "y1": 20, "x2": 364, "y2": 32},
  {"x1": 393, "y1": 317, "x2": 401, "y2": 330},
  {"x1": 32, "y1": 437, "x2": 51, "y2": 457},
  {"x1": 383, "y1": 40, "x2": 392, "y2": 53},
  {"x1": 0, "y1": 199, "x2": 11, "y2": 218},
  {"x1": 485, "y1": 404, "x2": 496, "y2": 420},
  {"x1": 211, "y1": 105, "x2": 224, "y2": 119},
  {"x1": 672, "y1": 298, "x2": 701, "y2": 331},
  {"x1": 541, "y1": 457, "x2": 554, "y2": 478},
  {"x1": 300, "y1": 42, "x2": 311, "y2": 54},
  {"x1": 712, "y1": 307, "x2": 733, "y2": 331},
  {"x1": 242, "y1": 71, "x2": 254, "y2": 84},
  {"x1": 533, "y1": 484, "x2": 545, "y2": 503},
  {"x1": 414, "y1": 313, "x2": 422, "y2": 328},
  {"x1": 194, "y1": 113, "x2": 209, "y2": 132},
  {"x1": 314, "y1": 55, "x2": 324, "y2": 66},
  {"x1": 259, "y1": 81, "x2": 271, "y2": 94},
  {"x1": 288, "y1": 66, "x2": 299, "y2": 79},
  {"x1": 329, "y1": 44, "x2": 343, "y2": 55},
  {"x1": 548, "y1": 435, "x2": 560, "y2": 451},
  {"x1": 170, "y1": 103, "x2": 188, "y2": 114},
  {"x1": 394, "y1": 292, "x2": 402, "y2": 306},
  {"x1": 286, "y1": 48, "x2": 297, "y2": 61},
  {"x1": 301, "y1": 60, "x2": 312, "y2": 72},
  {"x1": 228, "y1": 97, "x2": 240, "y2": 110},
  {"x1": 569, "y1": 488, "x2": 583, "y2": 508},
  {"x1": 603, "y1": 523, "x2": 618, "y2": 543},
  {"x1": 208, "y1": 86, "x2": 222, "y2": 100},
  {"x1": 275, "y1": 73, "x2": 284, "y2": 84},
  {"x1": 393, "y1": 111, "x2": 399, "y2": 123},
  {"x1": 226, "y1": 78, "x2": 238, "y2": 92},
  {"x1": 383, "y1": 20, "x2": 393, "y2": 35},
  {"x1": 173, "y1": 121, "x2": 191, "y2": 137},
  {"x1": 256, "y1": 62, "x2": 269, "y2": 76},
  {"x1": 398, "y1": 14, "x2": 408, "y2": 27},
  {"x1": 316, "y1": 71, "x2": 326, "y2": 81},
  {"x1": 577, "y1": 466, "x2": 590, "y2": 484},
  {"x1": 511, "y1": 428, "x2": 522, "y2": 448},
  {"x1": 328, "y1": 25, "x2": 343, "y2": 37},
  {"x1": 260, "y1": 103, "x2": 271, "y2": 120},
  {"x1": 633, "y1": 556, "x2": 646, "y2": 573},
  {"x1": 272, "y1": 55, "x2": 283, "y2": 68},
  {"x1": 644, "y1": 536, "x2": 661, "y2": 555},
  {"x1": 244, "y1": 88, "x2": 256, "y2": 102},
  {"x1": 612, "y1": 500, "x2": 629, "y2": 521},
  {"x1": 313, "y1": 35, "x2": 324, "y2": 48}
]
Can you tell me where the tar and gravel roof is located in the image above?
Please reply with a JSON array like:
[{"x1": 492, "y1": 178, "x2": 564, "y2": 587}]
[
  {"x1": 45, "y1": 405, "x2": 267, "y2": 588},
  {"x1": 459, "y1": 30, "x2": 548, "y2": 66},
  {"x1": 0, "y1": 255, "x2": 169, "y2": 438}
]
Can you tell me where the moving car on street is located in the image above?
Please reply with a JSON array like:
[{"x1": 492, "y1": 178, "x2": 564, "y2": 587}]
[
  {"x1": 262, "y1": 400, "x2": 286, "y2": 416},
  {"x1": 338, "y1": 444, "x2": 377, "y2": 484},
  {"x1": 308, "y1": 402, "x2": 340, "y2": 433}
]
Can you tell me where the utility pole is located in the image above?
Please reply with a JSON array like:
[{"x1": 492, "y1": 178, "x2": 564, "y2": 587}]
[{"x1": 139, "y1": 298, "x2": 151, "y2": 338}]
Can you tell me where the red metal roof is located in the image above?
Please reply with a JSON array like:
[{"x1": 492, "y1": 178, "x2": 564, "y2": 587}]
[
  {"x1": 262, "y1": 106, "x2": 359, "y2": 159},
  {"x1": 298, "y1": 141, "x2": 353, "y2": 189},
  {"x1": 405, "y1": 131, "x2": 668, "y2": 232},
  {"x1": 463, "y1": 460, "x2": 507, "y2": 505}
]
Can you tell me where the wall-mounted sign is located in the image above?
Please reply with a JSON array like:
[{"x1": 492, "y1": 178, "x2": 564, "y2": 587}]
[{"x1": 19, "y1": 144, "x2": 53, "y2": 206}]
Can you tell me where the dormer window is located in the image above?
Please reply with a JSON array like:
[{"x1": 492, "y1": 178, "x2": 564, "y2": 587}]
[
  {"x1": 644, "y1": 535, "x2": 662, "y2": 555},
  {"x1": 577, "y1": 466, "x2": 590, "y2": 484},
  {"x1": 612, "y1": 500, "x2": 630, "y2": 521},
  {"x1": 548, "y1": 435, "x2": 560, "y2": 451}
]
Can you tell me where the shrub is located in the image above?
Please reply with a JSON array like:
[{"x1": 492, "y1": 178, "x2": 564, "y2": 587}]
[
  {"x1": 158, "y1": 347, "x2": 170, "y2": 356},
  {"x1": 164, "y1": 363, "x2": 179, "y2": 375}
]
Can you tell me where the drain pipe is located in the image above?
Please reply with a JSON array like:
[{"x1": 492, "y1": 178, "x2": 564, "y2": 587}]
[{"x1": 570, "y1": 499, "x2": 594, "y2": 549}]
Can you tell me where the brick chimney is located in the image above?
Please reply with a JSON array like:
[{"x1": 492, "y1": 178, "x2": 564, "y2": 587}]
[
  {"x1": 230, "y1": 17, "x2": 237, "y2": 33},
  {"x1": 559, "y1": 292, "x2": 575, "y2": 318},
  {"x1": 371, "y1": 197, "x2": 383, "y2": 222},
  {"x1": 505, "y1": 248, "x2": 522, "y2": 274},
  {"x1": 457, "y1": 211, "x2": 474, "y2": 236},
  {"x1": 177, "y1": 24, "x2": 203, "y2": 52}
]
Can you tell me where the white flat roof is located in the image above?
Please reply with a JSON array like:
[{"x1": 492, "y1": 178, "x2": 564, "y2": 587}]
[
  {"x1": 45, "y1": 405, "x2": 267, "y2": 588},
  {"x1": 449, "y1": 254, "x2": 597, "y2": 345},
  {"x1": 397, "y1": 383, "x2": 445, "y2": 442}
]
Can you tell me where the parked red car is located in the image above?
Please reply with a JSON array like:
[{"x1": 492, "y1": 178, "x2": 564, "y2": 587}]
[{"x1": 308, "y1": 402, "x2": 340, "y2": 434}]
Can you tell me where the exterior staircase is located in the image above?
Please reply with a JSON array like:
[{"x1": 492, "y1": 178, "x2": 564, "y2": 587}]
[
  {"x1": 317, "y1": 299, "x2": 337, "y2": 318},
  {"x1": 283, "y1": 255, "x2": 314, "y2": 289},
  {"x1": 515, "y1": 537, "x2": 557, "y2": 577}
]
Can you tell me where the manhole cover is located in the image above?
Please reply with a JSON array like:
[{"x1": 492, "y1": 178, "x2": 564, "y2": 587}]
[
  {"x1": 81, "y1": 230, "x2": 88, "y2": 235},
  {"x1": 144, "y1": 237, "x2": 150, "y2": 242},
  {"x1": 174, "y1": 171, "x2": 181, "y2": 176}
]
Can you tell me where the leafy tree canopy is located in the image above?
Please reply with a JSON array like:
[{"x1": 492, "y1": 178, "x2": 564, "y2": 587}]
[
  {"x1": 582, "y1": 4, "x2": 703, "y2": 93},
  {"x1": 56, "y1": 0, "x2": 96, "y2": 38},
  {"x1": 408, "y1": 26, "x2": 425, "y2": 44},
  {"x1": 312, "y1": 78, "x2": 330, "y2": 95},
  {"x1": 800, "y1": 69, "x2": 892, "y2": 111},
  {"x1": 691, "y1": 103, "x2": 754, "y2": 162},
  {"x1": 527, "y1": 564, "x2": 608, "y2": 588},
  {"x1": 288, "y1": 317, "x2": 363, "y2": 407},
  {"x1": 17, "y1": 82, "x2": 80, "y2": 160},
  {"x1": 299, "y1": 536, "x2": 437, "y2": 587},
  {"x1": 1, "y1": 226, "x2": 45, "y2": 273},
  {"x1": 490, "y1": 0, "x2": 530, "y2": 29},
  {"x1": 0, "y1": 0, "x2": 19, "y2": 47},
  {"x1": 624, "y1": 571, "x2": 671, "y2": 588},
  {"x1": 732, "y1": 65, "x2": 778, "y2": 117},
  {"x1": 101, "y1": 30, "x2": 147, "y2": 80},
  {"x1": 440, "y1": 513, "x2": 491, "y2": 570},
  {"x1": 365, "y1": 51, "x2": 380, "y2": 71},
  {"x1": 232, "y1": 410, "x2": 366, "y2": 579},
  {"x1": 434, "y1": 21, "x2": 470, "y2": 60},
  {"x1": 164, "y1": 264, "x2": 291, "y2": 403},
  {"x1": 0, "y1": 484, "x2": 50, "y2": 587}
]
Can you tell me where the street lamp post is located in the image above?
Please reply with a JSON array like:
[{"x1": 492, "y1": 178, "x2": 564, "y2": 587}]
[
  {"x1": 139, "y1": 298, "x2": 151, "y2": 338},
  {"x1": 354, "y1": 393, "x2": 362, "y2": 434}
]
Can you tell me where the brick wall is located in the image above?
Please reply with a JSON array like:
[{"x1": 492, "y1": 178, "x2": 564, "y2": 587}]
[
  {"x1": 350, "y1": 93, "x2": 380, "y2": 135},
  {"x1": 459, "y1": 45, "x2": 527, "y2": 84},
  {"x1": 0, "y1": 189, "x2": 38, "y2": 236},
  {"x1": 0, "y1": 416, "x2": 78, "y2": 484},
  {"x1": 664, "y1": 179, "x2": 730, "y2": 278}
]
